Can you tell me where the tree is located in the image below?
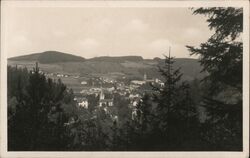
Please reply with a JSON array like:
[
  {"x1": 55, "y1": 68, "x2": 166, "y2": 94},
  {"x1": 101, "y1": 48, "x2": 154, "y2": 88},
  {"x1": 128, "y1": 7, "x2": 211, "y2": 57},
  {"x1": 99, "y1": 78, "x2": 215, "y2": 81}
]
[
  {"x1": 156, "y1": 52, "x2": 199, "y2": 150},
  {"x1": 8, "y1": 63, "x2": 74, "y2": 150},
  {"x1": 134, "y1": 51, "x2": 199, "y2": 150},
  {"x1": 86, "y1": 94, "x2": 98, "y2": 112},
  {"x1": 113, "y1": 93, "x2": 131, "y2": 125},
  {"x1": 187, "y1": 7, "x2": 242, "y2": 93},
  {"x1": 187, "y1": 7, "x2": 243, "y2": 150}
]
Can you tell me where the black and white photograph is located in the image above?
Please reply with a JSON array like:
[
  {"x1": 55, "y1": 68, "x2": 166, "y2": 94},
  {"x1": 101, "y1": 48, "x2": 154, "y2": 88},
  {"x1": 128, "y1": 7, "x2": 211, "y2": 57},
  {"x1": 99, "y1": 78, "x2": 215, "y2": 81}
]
[{"x1": 0, "y1": 0, "x2": 249, "y2": 157}]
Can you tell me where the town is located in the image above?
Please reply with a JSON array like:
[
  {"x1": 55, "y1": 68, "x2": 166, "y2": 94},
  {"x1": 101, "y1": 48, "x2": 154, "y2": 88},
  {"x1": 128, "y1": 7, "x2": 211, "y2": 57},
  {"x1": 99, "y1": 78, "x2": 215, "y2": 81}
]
[{"x1": 39, "y1": 69, "x2": 165, "y2": 120}]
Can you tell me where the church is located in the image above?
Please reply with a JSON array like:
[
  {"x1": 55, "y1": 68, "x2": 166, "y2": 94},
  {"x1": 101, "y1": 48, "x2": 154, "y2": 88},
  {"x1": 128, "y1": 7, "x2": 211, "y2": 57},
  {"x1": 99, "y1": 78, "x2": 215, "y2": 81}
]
[{"x1": 98, "y1": 88, "x2": 113, "y2": 107}]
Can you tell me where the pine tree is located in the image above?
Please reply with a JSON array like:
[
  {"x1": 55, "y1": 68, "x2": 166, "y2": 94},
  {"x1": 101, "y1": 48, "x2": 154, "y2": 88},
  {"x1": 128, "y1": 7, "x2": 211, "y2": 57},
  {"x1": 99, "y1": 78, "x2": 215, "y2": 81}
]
[
  {"x1": 8, "y1": 63, "x2": 74, "y2": 150},
  {"x1": 135, "y1": 49, "x2": 199, "y2": 150},
  {"x1": 157, "y1": 51, "x2": 199, "y2": 150},
  {"x1": 187, "y1": 7, "x2": 243, "y2": 150}
]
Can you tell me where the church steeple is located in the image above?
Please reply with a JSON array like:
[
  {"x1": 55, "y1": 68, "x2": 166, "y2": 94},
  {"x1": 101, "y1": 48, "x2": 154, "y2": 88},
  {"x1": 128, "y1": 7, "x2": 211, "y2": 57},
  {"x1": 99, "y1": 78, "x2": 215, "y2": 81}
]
[
  {"x1": 144, "y1": 73, "x2": 147, "y2": 81},
  {"x1": 100, "y1": 84, "x2": 105, "y2": 100}
]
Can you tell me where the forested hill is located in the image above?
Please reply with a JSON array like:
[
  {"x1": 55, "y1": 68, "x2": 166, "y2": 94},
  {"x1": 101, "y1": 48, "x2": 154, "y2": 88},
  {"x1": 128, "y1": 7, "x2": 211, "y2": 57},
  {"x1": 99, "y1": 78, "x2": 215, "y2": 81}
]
[
  {"x1": 10, "y1": 52, "x2": 143, "y2": 63},
  {"x1": 9, "y1": 51, "x2": 86, "y2": 64},
  {"x1": 88, "y1": 56, "x2": 144, "y2": 62},
  {"x1": 8, "y1": 51, "x2": 204, "y2": 81}
]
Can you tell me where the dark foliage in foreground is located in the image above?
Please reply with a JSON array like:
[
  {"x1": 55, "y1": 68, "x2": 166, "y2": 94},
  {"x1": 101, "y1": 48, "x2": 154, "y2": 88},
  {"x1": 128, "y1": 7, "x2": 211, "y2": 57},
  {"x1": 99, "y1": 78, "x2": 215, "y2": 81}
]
[
  {"x1": 187, "y1": 7, "x2": 243, "y2": 150},
  {"x1": 8, "y1": 64, "x2": 76, "y2": 150}
]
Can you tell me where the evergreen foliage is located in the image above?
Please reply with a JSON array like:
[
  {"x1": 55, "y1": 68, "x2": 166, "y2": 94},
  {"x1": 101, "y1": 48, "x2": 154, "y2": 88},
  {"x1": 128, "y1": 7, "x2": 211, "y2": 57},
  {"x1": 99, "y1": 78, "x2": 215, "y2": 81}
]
[
  {"x1": 133, "y1": 53, "x2": 200, "y2": 150},
  {"x1": 187, "y1": 7, "x2": 243, "y2": 150},
  {"x1": 8, "y1": 64, "x2": 76, "y2": 150}
]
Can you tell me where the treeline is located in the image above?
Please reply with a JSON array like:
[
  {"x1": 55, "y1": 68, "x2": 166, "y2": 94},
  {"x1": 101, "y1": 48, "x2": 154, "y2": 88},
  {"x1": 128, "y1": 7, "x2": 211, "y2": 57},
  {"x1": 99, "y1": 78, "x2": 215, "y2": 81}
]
[
  {"x1": 7, "y1": 7, "x2": 242, "y2": 151},
  {"x1": 8, "y1": 64, "x2": 78, "y2": 150}
]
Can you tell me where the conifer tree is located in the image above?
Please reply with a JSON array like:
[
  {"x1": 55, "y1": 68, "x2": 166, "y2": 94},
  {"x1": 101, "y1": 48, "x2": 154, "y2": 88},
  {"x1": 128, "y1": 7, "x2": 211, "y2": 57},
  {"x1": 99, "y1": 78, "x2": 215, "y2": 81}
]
[
  {"x1": 8, "y1": 63, "x2": 74, "y2": 150},
  {"x1": 157, "y1": 51, "x2": 198, "y2": 149},
  {"x1": 135, "y1": 49, "x2": 199, "y2": 150},
  {"x1": 187, "y1": 7, "x2": 243, "y2": 150}
]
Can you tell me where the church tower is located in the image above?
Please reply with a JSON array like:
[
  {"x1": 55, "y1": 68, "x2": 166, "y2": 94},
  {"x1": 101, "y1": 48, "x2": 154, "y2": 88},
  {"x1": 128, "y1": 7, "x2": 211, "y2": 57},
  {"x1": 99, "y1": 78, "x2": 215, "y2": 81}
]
[
  {"x1": 144, "y1": 73, "x2": 147, "y2": 81},
  {"x1": 100, "y1": 88, "x2": 105, "y2": 100}
]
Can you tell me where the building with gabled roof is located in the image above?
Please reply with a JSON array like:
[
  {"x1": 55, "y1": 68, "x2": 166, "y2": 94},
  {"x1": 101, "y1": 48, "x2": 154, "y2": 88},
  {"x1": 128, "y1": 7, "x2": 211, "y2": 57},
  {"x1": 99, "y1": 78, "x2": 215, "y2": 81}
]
[{"x1": 98, "y1": 87, "x2": 113, "y2": 107}]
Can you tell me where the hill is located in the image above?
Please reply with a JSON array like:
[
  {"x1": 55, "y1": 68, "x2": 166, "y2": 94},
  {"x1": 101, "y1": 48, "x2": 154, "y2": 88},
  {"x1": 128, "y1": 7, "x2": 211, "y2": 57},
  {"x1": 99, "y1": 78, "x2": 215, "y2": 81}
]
[
  {"x1": 9, "y1": 51, "x2": 85, "y2": 64},
  {"x1": 88, "y1": 56, "x2": 143, "y2": 63},
  {"x1": 8, "y1": 51, "x2": 204, "y2": 82}
]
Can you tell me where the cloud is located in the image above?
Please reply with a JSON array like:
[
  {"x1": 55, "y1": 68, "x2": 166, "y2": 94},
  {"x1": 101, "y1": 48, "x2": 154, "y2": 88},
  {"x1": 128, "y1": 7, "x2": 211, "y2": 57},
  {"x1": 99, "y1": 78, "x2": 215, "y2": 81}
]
[
  {"x1": 149, "y1": 39, "x2": 173, "y2": 53},
  {"x1": 5, "y1": 7, "x2": 212, "y2": 59},
  {"x1": 123, "y1": 19, "x2": 148, "y2": 33},
  {"x1": 10, "y1": 35, "x2": 32, "y2": 50},
  {"x1": 77, "y1": 38, "x2": 100, "y2": 51},
  {"x1": 6, "y1": 35, "x2": 35, "y2": 57},
  {"x1": 147, "y1": 39, "x2": 187, "y2": 58}
]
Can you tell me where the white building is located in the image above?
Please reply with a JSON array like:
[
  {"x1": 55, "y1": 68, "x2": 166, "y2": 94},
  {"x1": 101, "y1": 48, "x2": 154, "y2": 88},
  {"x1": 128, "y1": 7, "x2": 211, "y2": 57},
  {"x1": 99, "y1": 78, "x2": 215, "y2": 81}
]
[
  {"x1": 131, "y1": 97, "x2": 141, "y2": 107},
  {"x1": 131, "y1": 80, "x2": 146, "y2": 85},
  {"x1": 98, "y1": 88, "x2": 113, "y2": 107},
  {"x1": 75, "y1": 97, "x2": 88, "y2": 109},
  {"x1": 81, "y1": 81, "x2": 88, "y2": 85},
  {"x1": 79, "y1": 98, "x2": 88, "y2": 109},
  {"x1": 57, "y1": 74, "x2": 64, "y2": 77},
  {"x1": 129, "y1": 93, "x2": 140, "y2": 99},
  {"x1": 99, "y1": 99, "x2": 113, "y2": 107},
  {"x1": 154, "y1": 78, "x2": 164, "y2": 87}
]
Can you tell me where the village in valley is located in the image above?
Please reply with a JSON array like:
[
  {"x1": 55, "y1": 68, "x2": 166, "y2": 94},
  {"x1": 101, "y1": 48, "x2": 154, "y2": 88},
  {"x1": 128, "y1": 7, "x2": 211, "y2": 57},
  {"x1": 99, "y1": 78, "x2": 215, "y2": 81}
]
[{"x1": 40, "y1": 68, "x2": 165, "y2": 121}]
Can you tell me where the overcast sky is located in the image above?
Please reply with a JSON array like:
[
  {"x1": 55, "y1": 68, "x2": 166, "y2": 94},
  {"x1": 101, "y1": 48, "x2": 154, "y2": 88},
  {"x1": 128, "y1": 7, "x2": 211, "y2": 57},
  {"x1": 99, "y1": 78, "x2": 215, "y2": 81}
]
[{"x1": 4, "y1": 7, "x2": 213, "y2": 59}]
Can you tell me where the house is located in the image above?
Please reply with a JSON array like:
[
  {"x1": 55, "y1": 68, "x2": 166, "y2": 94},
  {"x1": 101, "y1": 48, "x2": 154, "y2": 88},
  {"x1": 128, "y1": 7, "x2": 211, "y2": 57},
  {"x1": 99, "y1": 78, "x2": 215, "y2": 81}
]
[
  {"x1": 131, "y1": 80, "x2": 146, "y2": 85},
  {"x1": 154, "y1": 78, "x2": 164, "y2": 87},
  {"x1": 99, "y1": 99, "x2": 113, "y2": 107},
  {"x1": 159, "y1": 82, "x2": 164, "y2": 87},
  {"x1": 74, "y1": 97, "x2": 88, "y2": 109},
  {"x1": 132, "y1": 100, "x2": 138, "y2": 107},
  {"x1": 81, "y1": 81, "x2": 88, "y2": 85},
  {"x1": 98, "y1": 88, "x2": 113, "y2": 107},
  {"x1": 111, "y1": 115, "x2": 118, "y2": 122},
  {"x1": 39, "y1": 70, "x2": 44, "y2": 74},
  {"x1": 129, "y1": 93, "x2": 139, "y2": 99},
  {"x1": 57, "y1": 74, "x2": 64, "y2": 77},
  {"x1": 78, "y1": 98, "x2": 88, "y2": 109},
  {"x1": 131, "y1": 97, "x2": 141, "y2": 107},
  {"x1": 107, "y1": 87, "x2": 115, "y2": 92}
]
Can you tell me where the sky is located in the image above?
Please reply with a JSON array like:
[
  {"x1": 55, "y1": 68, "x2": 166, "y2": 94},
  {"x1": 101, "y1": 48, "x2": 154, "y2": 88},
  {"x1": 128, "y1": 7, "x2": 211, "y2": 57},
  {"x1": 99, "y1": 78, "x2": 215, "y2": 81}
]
[{"x1": 3, "y1": 6, "x2": 214, "y2": 59}]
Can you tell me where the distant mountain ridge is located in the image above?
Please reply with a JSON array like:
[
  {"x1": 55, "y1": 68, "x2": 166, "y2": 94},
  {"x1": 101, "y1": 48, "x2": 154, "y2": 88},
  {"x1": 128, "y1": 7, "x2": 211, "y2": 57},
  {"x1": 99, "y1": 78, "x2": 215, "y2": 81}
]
[
  {"x1": 8, "y1": 51, "x2": 204, "y2": 81},
  {"x1": 9, "y1": 51, "x2": 86, "y2": 64},
  {"x1": 88, "y1": 56, "x2": 144, "y2": 63},
  {"x1": 9, "y1": 51, "x2": 145, "y2": 63}
]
